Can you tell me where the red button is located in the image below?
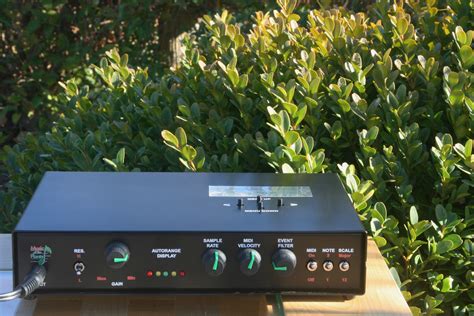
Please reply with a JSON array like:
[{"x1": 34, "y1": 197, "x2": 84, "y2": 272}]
[
  {"x1": 179, "y1": 271, "x2": 186, "y2": 277},
  {"x1": 146, "y1": 271, "x2": 153, "y2": 278},
  {"x1": 96, "y1": 276, "x2": 107, "y2": 281},
  {"x1": 127, "y1": 276, "x2": 136, "y2": 281}
]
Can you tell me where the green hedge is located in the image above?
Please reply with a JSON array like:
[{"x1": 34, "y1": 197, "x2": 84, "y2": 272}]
[{"x1": 1, "y1": 0, "x2": 473, "y2": 314}]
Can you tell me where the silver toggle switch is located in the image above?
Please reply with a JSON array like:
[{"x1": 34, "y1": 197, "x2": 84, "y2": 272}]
[
  {"x1": 323, "y1": 260, "x2": 334, "y2": 271},
  {"x1": 306, "y1": 260, "x2": 318, "y2": 272},
  {"x1": 339, "y1": 260, "x2": 350, "y2": 272}
]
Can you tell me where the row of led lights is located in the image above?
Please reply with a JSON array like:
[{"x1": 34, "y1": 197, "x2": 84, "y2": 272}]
[{"x1": 146, "y1": 270, "x2": 186, "y2": 278}]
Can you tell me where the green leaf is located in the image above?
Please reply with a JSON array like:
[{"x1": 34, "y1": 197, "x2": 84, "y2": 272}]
[
  {"x1": 238, "y1": 74, "x2": 249, "y2": 89},
  {"x1": 227, "y1": 68, "x2": 239, "y2": 86},
  {"x1": 175, "y1": 127, "x2": 187, "y2": 147},
  {"x1": 270, "y1": 114, "x2": 282, "y2": 127},
  {"x1": 161, "y1": 130, "x2": 179, "y2": 148},
  {"x1": 459, "y1": 45, "x2": 474, "y2": 68},
  {"x1": 116, "y1": 148, "x2": 125, "y2": 165},
  {"x1": 106, "y1": 48, "x2": 121, "y2": 64},
  {"x1": 390, "y1": 267, "x2": 402, "y2": 287},
  {"x1": 294, "y1": 106, "x2": 307, "y2": 126},
  {"x1": 373, "y1": 202, "x2": 387, "y2": 221},
  {"x1": 367, "y1": 126, "x2": 379, "y2": 141},
  {"x1": 437, "y1": 234, "x2": 463, "y2": 254},
  {"x1": 435, "y1": 205, "x2": 447, "y2": 224},
  {"x1": 304, "y1": 96, "x2": 318, "y2": 108},
  {"x1": 309, "y1": 77, "x2": 321, "y2": 94},
  {"x1": 338, "y1": 99, "x2": 351, "y2": 112},
  {"x1": 282, "y1": 102, "x2": 298, "y2": 115},
  {"x1": 120, "y1": 53, "x2": 129, "y2": 67},
  {"x1": 455, "y1": 26, "x2": 467, "y2": 45},
  {"x1": 280, "y1": 110, "x2": 291, "y2": 134},
  {"x1": 282, "y1": 163, "x2": 294, "y2": 173},
  {"x1": 181, "y1": 145, "x2": 197, "y2": 161},
  {"x1": 374, "y1": 236, "x2": 387, "y2": 247},
  {"x1": 440, "y1": 277, "x2": 453, "y2": 293},
  {"x1": 448, "y1": 90, "x2": 464, "y2": 105},
  {"x1": 195, "y1": 147, "x2": 206, "y2": 169},
  {"x1": 465, "y1": 139, "x2": 472, "y2": 157},
  {"x1": 65, "y1": 81, "x2": 78, "y2": 96},
  {"x1": 103, "y1": 158, "x2": 117, "y2": 169},
  {"x1": 346, "y1": 174, "x2": 358, "y2": 192},
  {"x1": 221, "y1": 35, "x2": 232, "y2": 49},
  {"x1": 284, "y1": 131, "x2": 299, "y2": 145},
  {"x1": 191, "y1": 103, "x2": 201, "y2": 120},
  {"x1": 413, "y1": 221, "x2": 431, "y2": 237},
  {"x1": 443, "y1": 234, "x2": 463, "y2": 250},
  {"x1": 235, "y1": 34, "x2": 245, "y2": 48},
  {"x1": 410, "y1": 206, "x2": 418, "y2": 225},
  {"x1": 437, "y1": 240, "x2": 454, "y2": 254},
  {"x1": 397, "y1": 18, "x2": 409, "y2": 35}
]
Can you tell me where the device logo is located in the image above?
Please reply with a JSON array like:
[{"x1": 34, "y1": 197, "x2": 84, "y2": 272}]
[{"x1": 30, "y1": 245, "x2": 52, "y2": 265}]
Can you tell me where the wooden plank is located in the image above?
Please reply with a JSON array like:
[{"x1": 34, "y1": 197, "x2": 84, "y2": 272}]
[
  {"x1": 0, "y1": 234, "x2": 12, "y2": 270},
  {"x1": 0, "y1": 271, "x2": 37, "y2": 316},
  {"x1": 0, "y1": 235, "x2": 411, "y2": 315}
]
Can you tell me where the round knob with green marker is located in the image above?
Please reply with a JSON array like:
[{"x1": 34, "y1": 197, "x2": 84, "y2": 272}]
[
  {"x1": 202, "y1": 249, "x2": 226, "y2": 276},
  {"x1": 238, "y1": 249, "x2": 261, "y2": 276},
  {"x1": 271, "y1": 249, "x2": 297, "y2": 276},
  {"x1": 105, "y1": 242, "x2": 130, "y2": 269}
]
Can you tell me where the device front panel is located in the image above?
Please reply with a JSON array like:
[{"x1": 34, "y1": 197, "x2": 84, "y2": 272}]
[{"x1": 15, "y1": 232, "x2": 366, "y2": 294}]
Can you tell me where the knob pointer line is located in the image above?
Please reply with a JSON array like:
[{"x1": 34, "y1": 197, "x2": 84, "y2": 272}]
[
  {"x1": 212, "y1": 251, "x2": 219, "y2": 271},
  {"x1": 247, "y1": 251, "x2": 255, "y2": 270},
  {"x1": 272, "y1": 262, "x2": 288, "y2": 271},
  {"x1": 114, "y1": 254, "x2": 129, "y2": 263}
]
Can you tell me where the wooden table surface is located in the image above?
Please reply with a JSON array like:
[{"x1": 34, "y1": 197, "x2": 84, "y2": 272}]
[{"x1": 0, "y1": 234, "x2": 411, "y2": 315}]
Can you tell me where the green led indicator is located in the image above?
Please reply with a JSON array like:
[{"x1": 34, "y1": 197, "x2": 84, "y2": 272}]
[
  {"x1": 114, "y1": 253, "x2": 129, "y2": 263},
  {"x1": 163, "y1": 271, "x2": 169, "y2": 277},
  {"x1": 272, "y1": 262, "x2": 287, "y2": 271},
  {"x1": 247, "y1": 252, "x2": 255, "y2": 270},
  {"x1": 213, "y1": 251, "x2": 219, "y2": 271}
]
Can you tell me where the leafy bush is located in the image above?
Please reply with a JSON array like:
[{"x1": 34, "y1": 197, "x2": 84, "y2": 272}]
[{"x1": 1, "y1": 0, "x2": 473, "y2": 314}]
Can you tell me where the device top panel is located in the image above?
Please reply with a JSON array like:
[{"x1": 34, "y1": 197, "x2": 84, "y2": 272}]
[{"x1": 15, "y1": 172, "x2": 364, "y2": 233}]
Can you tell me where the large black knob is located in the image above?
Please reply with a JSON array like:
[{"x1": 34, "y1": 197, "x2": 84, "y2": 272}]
[
  {"x1": 105, "y1": 242, "x2": 130, "y2": 269},
  {"x1": 238, "y1": 249, "x2": 262, "y2": 276},
  {"x1": 271, "y1": 249, "x2": 297, "y2": 276},
  {"x1": 202, "y1": 249, "x2": 226, "y2": 276}
]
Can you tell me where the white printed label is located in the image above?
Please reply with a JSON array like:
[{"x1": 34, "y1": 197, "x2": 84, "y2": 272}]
[
  {"x1": 151, "y1": 248, "x2": 182, "y2": 259},
  {"x1": 277, "y1": 238, "x2": 294, "y2": 248}
]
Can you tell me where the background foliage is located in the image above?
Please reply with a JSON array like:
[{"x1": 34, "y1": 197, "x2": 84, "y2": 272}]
[
  {"x1": 0, "y1": 0, "x2": 271, "y2": 147},
  {"x1": 1, "y1": 0, "x2": 473, "y2": 314}
]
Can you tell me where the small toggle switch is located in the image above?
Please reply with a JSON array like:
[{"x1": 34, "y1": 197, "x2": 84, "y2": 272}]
[
  {"x1": 256, "y1": 195, "x2": 262, "y2": 203},
  {"x1": 306, "y1": 260, "x2": 317, "y2": 272},
  {"x1": 237, "y1": 198, "x2": 244, "y2": 208},
  {"x1": 257, "y1": 200, "x2": 264, "y2": 210},
  {"x1": 339, "y1": 260, "x2": 350, "y2": 272},
  {"x1": 277, "y1": 198, "x2": 284, "y2": 207},
  {"x1": 74, "y1": 261, "x2": 85, "y2": 274},
  {"x1": 323, "y1": 260, "x2": 334, "y2": 272}
]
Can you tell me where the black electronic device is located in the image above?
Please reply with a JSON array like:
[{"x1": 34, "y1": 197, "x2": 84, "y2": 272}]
[{"x1": 12, "y1": 172, "x2": 367, "y2": 296}]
